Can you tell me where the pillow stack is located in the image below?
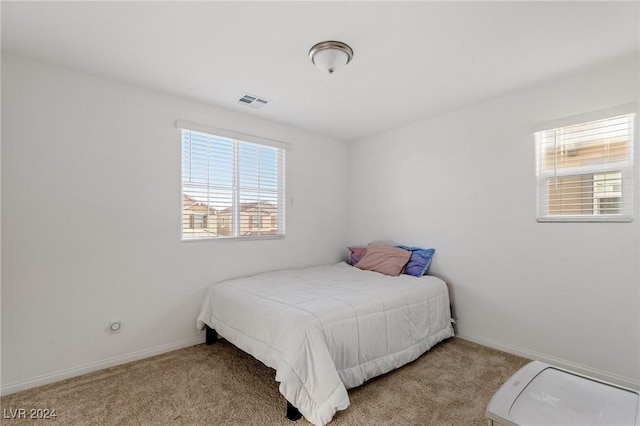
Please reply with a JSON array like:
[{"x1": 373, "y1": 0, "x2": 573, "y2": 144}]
[{"x1": 348, "y1": 242, "x2": 435, "y2": 277}]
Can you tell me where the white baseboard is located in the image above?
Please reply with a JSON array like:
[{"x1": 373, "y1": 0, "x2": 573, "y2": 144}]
[
  {"x1": 456, "y1": 331, "x2": 640, "y2": 390},
  {"x1": 5, "y1": 332, "x2": 637, "y2": 395},
  {"x1": 1, "y1": 335, "x2": 205, "y2": 396}
]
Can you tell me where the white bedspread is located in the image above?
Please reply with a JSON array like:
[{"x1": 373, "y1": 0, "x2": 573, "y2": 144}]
[{"x1": 196, "y1": 262, "x2": 453, "y2": 426}]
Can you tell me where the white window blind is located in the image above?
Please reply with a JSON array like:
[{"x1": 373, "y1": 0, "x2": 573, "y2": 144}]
[
  {"x1": 180, "y1": 127, "x2": 286, "y2": 240},
  {"x1": 535, "y1": 111, "x2": 634, "y2": 222}
]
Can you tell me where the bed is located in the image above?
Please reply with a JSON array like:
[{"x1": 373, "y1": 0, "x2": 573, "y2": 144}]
[{"x1": 196, "y1": 261, "x2": 454, "y2": 426}]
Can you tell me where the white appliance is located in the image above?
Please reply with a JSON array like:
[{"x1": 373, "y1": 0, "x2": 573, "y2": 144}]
[{"x1": 486, "y1": 361, "x2": 639, "y2": 426}]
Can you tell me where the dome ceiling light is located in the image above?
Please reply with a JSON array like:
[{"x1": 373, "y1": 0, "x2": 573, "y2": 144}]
[{"x1": 309, "y1": 41, "x2": 354, "y2": 75}]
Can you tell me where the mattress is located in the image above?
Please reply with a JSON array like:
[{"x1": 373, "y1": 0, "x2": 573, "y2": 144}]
[{"x1": 196, "y1": 262, "x2": 454, "y2": 426}]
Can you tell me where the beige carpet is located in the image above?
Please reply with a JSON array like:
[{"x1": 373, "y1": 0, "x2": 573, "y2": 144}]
[{"x1": 1, "y1": 338, "x2": 529, "y2": 425}]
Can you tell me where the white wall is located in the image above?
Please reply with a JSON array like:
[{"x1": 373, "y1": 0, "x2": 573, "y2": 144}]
[
  {"x1": 0, "y1": 55, "x2": 349, "y2": 394},
  {"x1": 348, "y1": 55, "x2": 640, "y2": 388},
  {"x1": 3, "y1": 52, "x2": 639, "y2": 395}
]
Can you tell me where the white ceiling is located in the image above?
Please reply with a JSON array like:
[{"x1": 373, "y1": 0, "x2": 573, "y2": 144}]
[{"x1": 2, "y1": 1, "x2": 639, "y2": 141}]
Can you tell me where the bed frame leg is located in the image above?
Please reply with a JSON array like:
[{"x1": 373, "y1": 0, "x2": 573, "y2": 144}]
[
  {"x1": 205, "y1": 325, "x2": 217, "y2": 345},
  {"x1": 286, "y1": 401, "x2": 301, "y2": 421}
]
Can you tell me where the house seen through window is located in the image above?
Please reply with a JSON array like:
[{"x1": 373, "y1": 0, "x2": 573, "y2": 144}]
[
  {"x1": 535, "y1": 110, "x2": 634, "y2": 222},
  {"x1": 180, "y1": 126, "x2": 286, "y2": 240}
]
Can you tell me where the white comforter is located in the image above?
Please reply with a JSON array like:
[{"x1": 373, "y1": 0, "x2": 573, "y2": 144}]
[{"x1": 196, "y1": 262, "x2": 453, "y2": 426}]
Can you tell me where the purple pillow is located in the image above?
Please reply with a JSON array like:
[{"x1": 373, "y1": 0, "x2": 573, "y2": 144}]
[
  {"x1": 348, "y1": 246, "x2": 367, "y2": 265},
  {"x1": 396, "y1": 245, "x2": 435, "y2": 277}
]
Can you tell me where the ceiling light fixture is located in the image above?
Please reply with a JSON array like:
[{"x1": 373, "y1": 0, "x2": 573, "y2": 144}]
[{"x1": 309, "y1": 41, "x2": 353, "y2": 75}]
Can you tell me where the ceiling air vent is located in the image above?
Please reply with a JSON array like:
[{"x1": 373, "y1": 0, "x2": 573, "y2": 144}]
[{"x1": 237, "y1": 94, "x2": 270, "y2": 109}]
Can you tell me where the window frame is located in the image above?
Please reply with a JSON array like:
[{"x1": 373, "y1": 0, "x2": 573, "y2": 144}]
[
  {"x1": 533, "y1": 104, "x2": 636, "y2": 223},
  {"x1": 177, "y1": 121, "x2": 290, "y2": 241}
]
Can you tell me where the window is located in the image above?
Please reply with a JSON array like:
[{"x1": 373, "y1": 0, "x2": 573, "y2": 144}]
[
  {"x1": 179, "y1": 121, "x2": 288, "y2": 240},
  {"x1": 250, "y1": 215, "x2": 259, "y2": 229},
  {"x1": 194, "y1": 213, "x2": 205, "y2": 229},
  {"x1": 535, "y1": 107, "x2": 635, "y2": 222}
]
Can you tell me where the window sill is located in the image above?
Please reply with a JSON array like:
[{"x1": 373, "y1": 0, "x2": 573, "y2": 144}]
[
  {"x1": 537, "y1": 215, "x2": 633, "y2": 223},
  {"x1": 181, "y1": 235, "x2": 286, "y2": 242}
]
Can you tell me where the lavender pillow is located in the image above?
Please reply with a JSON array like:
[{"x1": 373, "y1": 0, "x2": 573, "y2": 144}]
[
  {"x1": 354, "y1": 243, "x2": 411, "y2": 276},
  {"x1": 348, "y1": 246, "x2": 367, "y2": 265},
  {"x1": 396, "y1": 245, "x2": 435, "y2": 277}
]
